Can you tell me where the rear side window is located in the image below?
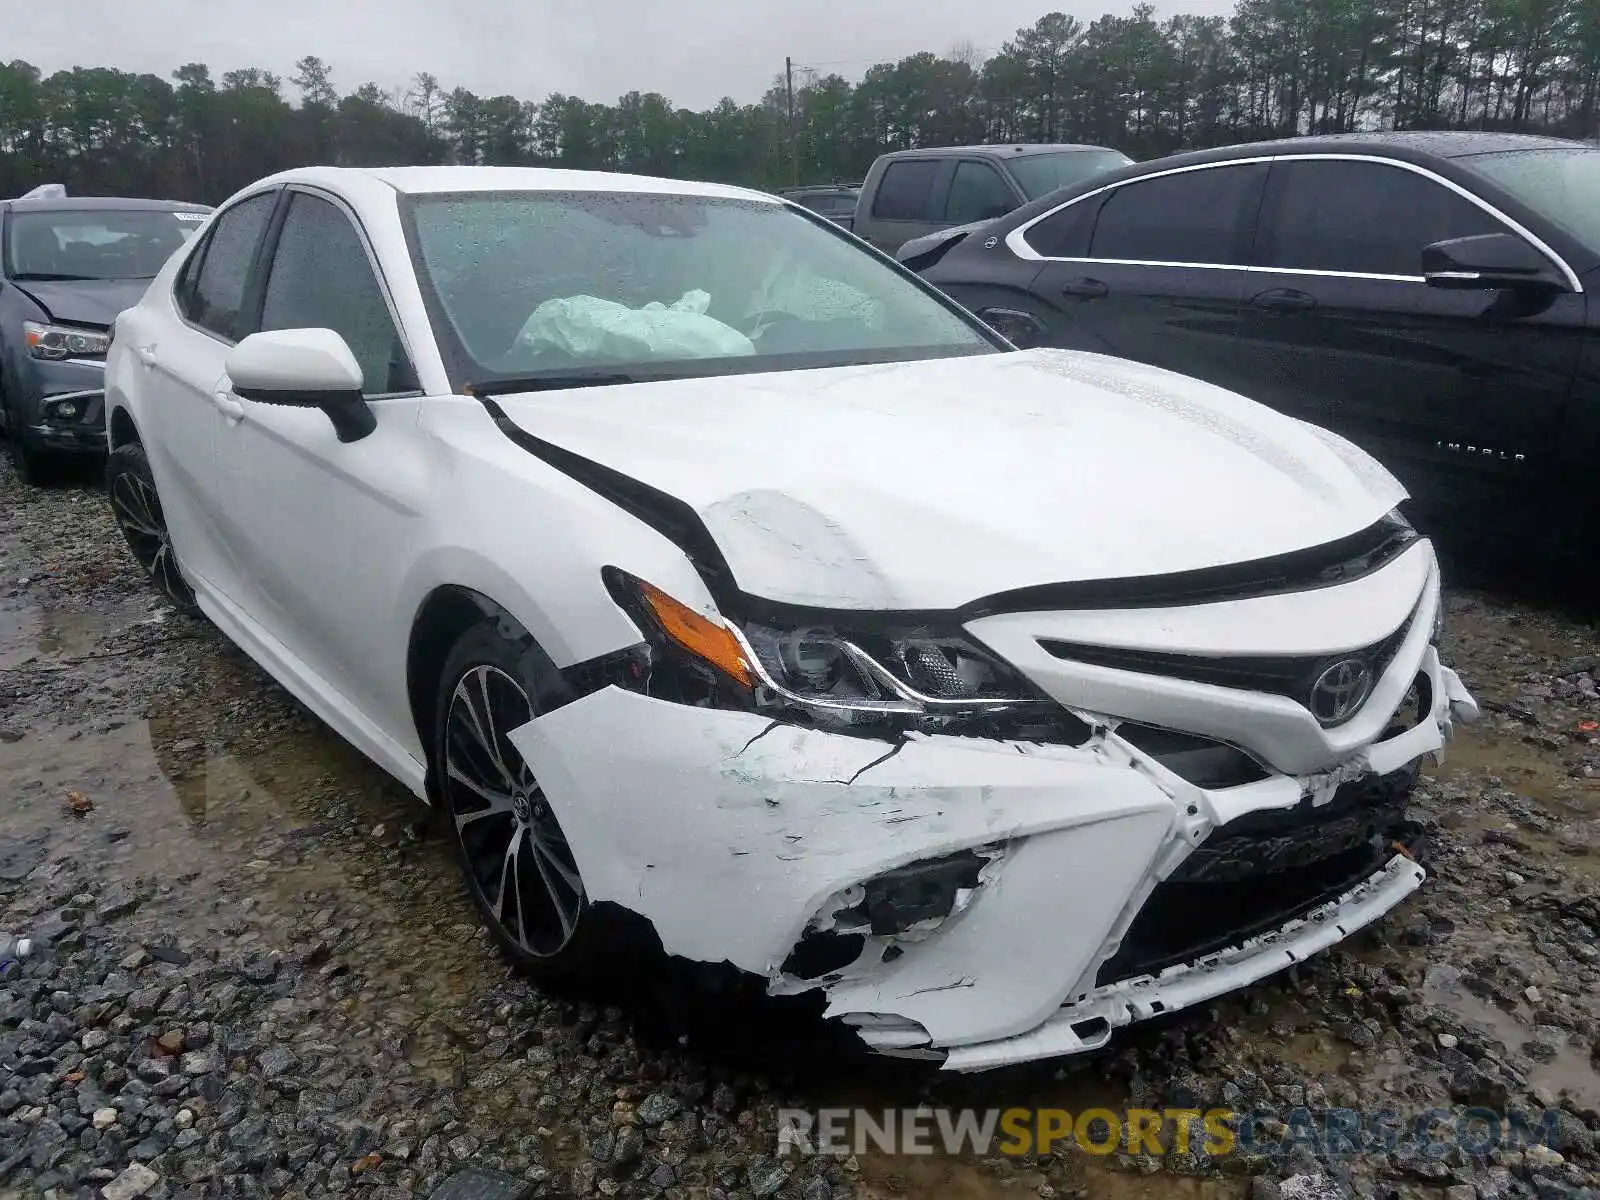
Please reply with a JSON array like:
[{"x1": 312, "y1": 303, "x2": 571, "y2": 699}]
[
  {"x1": 945, "y1": 161, "x2": 1016, "y2": 224},
  {"x1": 1089, "y1": 164, "x2": 1265, "y2": 265},
  {"x1": 872, "y1": 160, "x2": 941, "y2": 221},
  {"x1": 1262, "y1": 159, "x2": 1504, "y2": 277},
  {"x1": 180, "y1": 191, "x2": 275, "y2": 339}
]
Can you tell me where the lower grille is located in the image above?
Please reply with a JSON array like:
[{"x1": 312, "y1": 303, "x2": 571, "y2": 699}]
[{"x1": 1094, "y1": 766, "x2": 1419, "y2": 987}]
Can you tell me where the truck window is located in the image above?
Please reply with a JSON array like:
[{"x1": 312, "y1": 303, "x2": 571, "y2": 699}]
[
  {"x1": 945, "y1": 162, "x2": 1016, "y2": 224},
  {"x1": 872, "y1": 160, "x2": 941, "y2": 221}
]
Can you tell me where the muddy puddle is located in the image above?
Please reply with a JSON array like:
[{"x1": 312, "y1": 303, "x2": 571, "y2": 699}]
[{"x1": 1421, "y1": 963, "x2": 1600, "y2": 1109}]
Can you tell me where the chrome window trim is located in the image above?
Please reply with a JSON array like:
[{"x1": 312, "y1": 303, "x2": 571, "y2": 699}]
[{"x1": 1004, "y1": 152, "x2": 1584, "y2": 294}]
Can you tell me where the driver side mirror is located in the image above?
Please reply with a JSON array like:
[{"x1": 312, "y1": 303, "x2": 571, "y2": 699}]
[
  {"x1": 225, "y1": 328, "x2": 376, "y2": 443},
  {"x1": 1421, "y1": 232, "x2": 1563, "y2": 292}
]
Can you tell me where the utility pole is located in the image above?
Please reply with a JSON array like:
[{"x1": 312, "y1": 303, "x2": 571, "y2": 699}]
[{"x1": 785, "y1": 56, "x2": 799, "y2": 187}]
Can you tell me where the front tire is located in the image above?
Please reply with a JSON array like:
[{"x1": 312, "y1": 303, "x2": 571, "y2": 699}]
[
  {"x1": 106, "y1": 440, "x2": 199, "y2": 616},
  {"x1": 433, "y1": 621, "x2": 605, "y2": 982},
  {"x1": 4, "y1": 401, "x2": 51, "y2": 487}
]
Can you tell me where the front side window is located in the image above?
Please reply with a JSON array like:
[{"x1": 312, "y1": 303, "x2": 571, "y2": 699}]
[
  {"x1": 1263, "y1": 159, "x2": 1503, "y2": 277},
  {"x1": 404, "y1": 190, "x2": 996, "y2": 387},
  {"x1": 259, "y1": 192, "x2": 415, "y2": 395},
  {"x1": 1089, "y1": 164, "x2": 1265, "y2": 265},
  {"x1": 4, "y1": 207, "x2": 207, "y2": 282},
  {"x1": 872, "y1": 161, "x2": 940, "y2": 221},
  {"x1": 1007, "y1": 149, "x2": 1133, "y2": 201},
  {"x1": 184, "y1": 192, "x2": 276, "y2": 340},
  {"x1": 1464, "y1": 147, "x2": 1600, "y2": 255},
  {"x1": 945, "y1": 162, "x2": 1016, "y2": 224}
]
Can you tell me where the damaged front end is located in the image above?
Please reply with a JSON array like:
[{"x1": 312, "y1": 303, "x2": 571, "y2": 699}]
[{"x1": 506, "y1": 529, "x2": 1478, "y2": 1071}]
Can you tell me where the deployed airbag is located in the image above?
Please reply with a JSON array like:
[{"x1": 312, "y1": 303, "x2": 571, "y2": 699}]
[{"x1": 511, "y1": 289, "x2": 755, "y2": 362}]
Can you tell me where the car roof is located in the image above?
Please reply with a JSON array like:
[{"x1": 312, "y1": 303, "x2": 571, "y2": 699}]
[
  {"x1": 2, "y1": 196, "x2": 213, "y2": 214},
  {"x1": 247, "y1": 165, "x2": 780, "y2": 205},
  {"x1": 1125, "y1": 130, "x2": 1588, "y2": 175},
  {"x1": 878, "y1": 143, "x2": 1116, "y2": 161}
]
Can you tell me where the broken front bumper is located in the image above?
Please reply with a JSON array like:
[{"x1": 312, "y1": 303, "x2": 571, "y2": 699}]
[{"x1": 507, "y1": 630, "x2": 1476, "y2": 1071}]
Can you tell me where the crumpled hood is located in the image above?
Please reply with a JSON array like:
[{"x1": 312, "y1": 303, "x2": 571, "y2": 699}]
[
  {"x1": 493, "y1": 348, "x2": 1408, "y2": 610},
  {"x1": 11, "y1": 278, "x2": 150, "y2": 328}
]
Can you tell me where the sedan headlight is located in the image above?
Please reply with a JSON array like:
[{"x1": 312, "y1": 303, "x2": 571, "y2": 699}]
[
  {"x1": 23, "y1": 320, "x2": 109, "y2": 361},
  {"x1": 604, "y1": 569, "x2": 1086, "y2": 742}
]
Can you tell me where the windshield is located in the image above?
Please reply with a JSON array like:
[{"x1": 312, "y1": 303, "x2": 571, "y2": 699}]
[
  {"x1": 404, "y1": 190, "x2": 997, "y2": 386},
  {"x1": 1007, "y1": 149, "x2": 1133, "y2": 200},
  {"x1": 4, "y1": 207, "x2": 207, "y2": 280},
  {"x1": 1465, "y1": 147, "x2": 1600, "y2": 252}
]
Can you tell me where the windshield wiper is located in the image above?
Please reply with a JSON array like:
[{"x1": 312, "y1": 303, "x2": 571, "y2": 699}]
[
  {"x1": 10, "y1": 272, "x2": 99, "y2": 282},
  {"x1": 465, "y1": 372, "x2": 637, "y2": 397}
]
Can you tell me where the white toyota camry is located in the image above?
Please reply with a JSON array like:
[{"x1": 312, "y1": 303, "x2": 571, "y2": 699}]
[{"x1": 103, "y1": 165, "x2": 1479, "y2": 1071}]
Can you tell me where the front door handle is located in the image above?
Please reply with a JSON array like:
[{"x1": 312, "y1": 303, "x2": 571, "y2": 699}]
[
  {"x1": 212, "y1": 389, "x2": 244, "y2": 421},
  {"x1": 1060, "y1": 277, "x2": 1109, "y2": 299},
  {"x1": 1250, "y1": 287, "x2": 1316, "y2": 311}
]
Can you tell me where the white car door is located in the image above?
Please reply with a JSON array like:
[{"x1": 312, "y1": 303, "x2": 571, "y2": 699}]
[
  {"x1": 132, "y1": 190, "x2": 278, "y2": 599},
  {"x1": 209, "y1": 185, "x2": 431, "y2": 762}
]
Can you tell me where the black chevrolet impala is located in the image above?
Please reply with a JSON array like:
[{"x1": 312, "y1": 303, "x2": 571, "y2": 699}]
[{"x1": 901, "y1": 132, "x2": 1600, "y2": 561}]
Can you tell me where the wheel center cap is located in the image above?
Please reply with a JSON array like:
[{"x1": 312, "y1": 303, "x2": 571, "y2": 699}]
[{"x1": 511, "y1": 789, "x2": 532, "y2": 824}]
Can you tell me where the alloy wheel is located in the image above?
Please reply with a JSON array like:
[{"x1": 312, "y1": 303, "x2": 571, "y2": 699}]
[
  {"x1": 109, "y1": 470, "x2": 188, "y2": 602},
  {"x1": 444, "y1": 664, "x2": 585, "y2": 957}
]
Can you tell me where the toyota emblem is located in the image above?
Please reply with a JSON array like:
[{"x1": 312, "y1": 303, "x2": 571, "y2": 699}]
[{"x1": 1309, "y1": 658, "x2": 1372, "y2": 726}]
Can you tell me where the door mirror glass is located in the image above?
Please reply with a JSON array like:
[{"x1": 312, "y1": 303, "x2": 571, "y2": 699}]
[
  {"x1": 1421, "y1": 232, "x2": 1558, "y2": 290},
  {"x1": 226, "y1": 328, "x2": 376, "y2": 443}
]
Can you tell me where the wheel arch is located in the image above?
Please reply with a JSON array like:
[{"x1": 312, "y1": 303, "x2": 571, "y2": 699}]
[
  {"x1": 107, "y1": 403, "x2": 139, "y2": 450},
  {"x1": 405, "y1": 584, "x2": 530, "y2": 773}
]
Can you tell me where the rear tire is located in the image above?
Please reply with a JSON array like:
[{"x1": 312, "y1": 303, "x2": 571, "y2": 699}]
[
  {"x1": 106, "y1": 440, "x2": 200, "y2": 617},
  {"x1": 433, "y1": 620, "x2": 609, "y2": 983}
]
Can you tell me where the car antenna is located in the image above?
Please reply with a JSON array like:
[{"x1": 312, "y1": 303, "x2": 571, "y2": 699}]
[{"x1": 18, "y1": 183, "x2": 67, "y2": 200}]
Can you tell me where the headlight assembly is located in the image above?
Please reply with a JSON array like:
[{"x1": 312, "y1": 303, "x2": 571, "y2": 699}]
[
  {"x1": 23, "y1": 320, "x2": 110, "y2": 361},
  {"x1": 603, "y1": 568, "x2": 1087, "y2": 742}
]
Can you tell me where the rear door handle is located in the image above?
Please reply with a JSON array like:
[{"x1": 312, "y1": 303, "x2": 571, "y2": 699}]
[
  {"x1": 212, "y1": 388, "x2": 244, "y2": 421},
  {"x1": 1249, "y1": 287, "x2": 1316, "y2": 311},
  {"x1": 134, "y1": 344, "x2": 157, "y2": 367},
  {"x1": 1060, "y1": 277, "x2": 1108, "y2": 299}
]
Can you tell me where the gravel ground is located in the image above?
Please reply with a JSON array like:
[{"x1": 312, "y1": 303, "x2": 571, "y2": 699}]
[{"x1": 1, "y1": 457, "x2": 1597, "y2": 1200}]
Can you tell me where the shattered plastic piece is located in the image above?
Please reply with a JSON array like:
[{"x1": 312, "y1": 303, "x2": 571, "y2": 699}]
[{"x1": 511, "y1": 289, "x2": 754, "y2": 363}]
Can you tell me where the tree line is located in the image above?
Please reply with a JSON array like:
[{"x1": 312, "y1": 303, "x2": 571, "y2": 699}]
[{"x1": 3, "y1": 0, "x2": 1598, "y2": 206}]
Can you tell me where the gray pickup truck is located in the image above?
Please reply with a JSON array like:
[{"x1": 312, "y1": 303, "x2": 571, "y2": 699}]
[{"x1": 852, "y1": 143, "x2": 1131, "y2": 257}]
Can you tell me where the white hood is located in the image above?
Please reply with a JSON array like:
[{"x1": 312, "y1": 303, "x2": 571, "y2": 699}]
[{"x1": 493, "y1": 348, "x2": 1407, "y2": 610}]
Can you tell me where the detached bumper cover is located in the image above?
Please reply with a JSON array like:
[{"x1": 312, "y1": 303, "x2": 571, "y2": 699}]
[{"x1": 508, "y1": 621, "x2": 1473, "y2": 1068}]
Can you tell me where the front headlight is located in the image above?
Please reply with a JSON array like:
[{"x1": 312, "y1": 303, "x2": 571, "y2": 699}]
[
  {"x1": 604, "y1": 569, "x2": 1087, "y2": 742},
  {"x1": 23, "y1": 320, "x2": 110, "y2": 361}
]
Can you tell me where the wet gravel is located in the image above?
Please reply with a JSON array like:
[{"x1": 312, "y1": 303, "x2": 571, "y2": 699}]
[{"x1": 1, "y1": 458, "x2": 1598, "y2": 1200}]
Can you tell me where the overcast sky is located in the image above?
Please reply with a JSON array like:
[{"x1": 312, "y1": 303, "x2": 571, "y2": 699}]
[{"x1": 10, "y1": 0, "x2": 1233, "y2": 112}]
